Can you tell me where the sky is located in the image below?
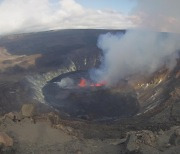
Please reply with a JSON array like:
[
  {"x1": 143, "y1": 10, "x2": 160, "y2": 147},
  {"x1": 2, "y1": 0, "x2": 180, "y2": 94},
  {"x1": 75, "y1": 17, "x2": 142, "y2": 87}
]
[
  {"x1": 76, "y1": 0, "x2": 136, "y2": 14},
  {"x1": 0, "y1": 0, "x2": 179, "y2": 35},
  {"x1": 49, "y1": 0, "x2": 136, "y2": 14}
]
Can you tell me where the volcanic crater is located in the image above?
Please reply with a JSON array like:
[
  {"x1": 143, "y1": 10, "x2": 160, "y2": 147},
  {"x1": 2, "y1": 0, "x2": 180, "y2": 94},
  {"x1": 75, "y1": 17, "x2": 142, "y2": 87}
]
[
  {"x1": 43, "y1": 70, "x2": 139, "y2": 120},
  {"x1": 0, "y1": 29, "x2": 179, "y2": 127}
]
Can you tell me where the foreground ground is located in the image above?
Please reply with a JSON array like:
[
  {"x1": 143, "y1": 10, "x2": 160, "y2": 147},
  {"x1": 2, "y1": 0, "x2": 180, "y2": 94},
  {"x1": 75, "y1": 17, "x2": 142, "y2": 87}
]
[{"x1": 0, "y1": 104, "x2": 179, "y2": 154}]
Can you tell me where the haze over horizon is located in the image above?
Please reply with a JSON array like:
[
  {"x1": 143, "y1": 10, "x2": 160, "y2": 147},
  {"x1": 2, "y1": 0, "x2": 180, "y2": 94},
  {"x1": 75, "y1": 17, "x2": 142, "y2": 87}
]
[{"x1": 0, "y1": 0, "x2": 180, "y2": 35}]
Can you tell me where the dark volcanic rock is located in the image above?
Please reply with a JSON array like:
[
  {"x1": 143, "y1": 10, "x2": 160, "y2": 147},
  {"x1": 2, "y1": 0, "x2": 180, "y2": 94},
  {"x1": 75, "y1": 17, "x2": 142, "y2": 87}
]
[{"x1": 43, "y1": 71, "x2": 139, "y2": 120}]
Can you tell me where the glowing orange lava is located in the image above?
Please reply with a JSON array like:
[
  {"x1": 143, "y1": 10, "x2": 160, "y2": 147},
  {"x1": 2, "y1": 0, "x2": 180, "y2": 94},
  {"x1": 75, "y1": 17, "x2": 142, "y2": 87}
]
[
  {"x1": 90, "y1": 81, "x2": 107, "y2": 87},
  {"x1": 78, "y1": 78, "x2": 106, "y2": 88},
  {"x1": 78, "y1": 78, "x2": 86, "y2": 87}
]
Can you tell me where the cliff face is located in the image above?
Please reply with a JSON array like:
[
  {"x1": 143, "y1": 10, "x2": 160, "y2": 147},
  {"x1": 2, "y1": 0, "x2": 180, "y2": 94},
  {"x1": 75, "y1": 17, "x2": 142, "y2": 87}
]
[
  {"x1": 25, "y1": 50, "x2": 100, "y2": 104},
  {"x1": 25, "y1": 66, "x2": 76, "y2": 104}
]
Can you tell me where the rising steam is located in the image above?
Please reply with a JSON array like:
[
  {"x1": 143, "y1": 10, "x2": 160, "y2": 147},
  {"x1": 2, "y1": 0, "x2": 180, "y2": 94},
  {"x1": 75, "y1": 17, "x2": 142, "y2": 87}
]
[
  {"x1": 90, "y1": 30, "x2": 180, "y2": 85},
  {"x1": 56, "y1": 77, "x2": 75, "y2": 89}
]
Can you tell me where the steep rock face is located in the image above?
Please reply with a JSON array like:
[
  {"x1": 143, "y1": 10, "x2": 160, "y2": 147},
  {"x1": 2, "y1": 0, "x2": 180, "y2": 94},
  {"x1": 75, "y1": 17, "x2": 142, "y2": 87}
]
[
  {"x1": 25, "y1": 53, "x2": 100, "y2": 104},
  {"x1": 25, "y1": 68, "x2": 73, "y2": 104},
  {"x1": 124, "y1": 60, "x2": 179, "y2": 123}
]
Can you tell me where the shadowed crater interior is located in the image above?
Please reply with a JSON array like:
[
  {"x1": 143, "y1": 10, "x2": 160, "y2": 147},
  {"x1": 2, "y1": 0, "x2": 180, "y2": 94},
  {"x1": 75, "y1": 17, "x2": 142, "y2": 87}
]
[{"x1": 43, "y1": 71, "x2": 140, "y2": 121}]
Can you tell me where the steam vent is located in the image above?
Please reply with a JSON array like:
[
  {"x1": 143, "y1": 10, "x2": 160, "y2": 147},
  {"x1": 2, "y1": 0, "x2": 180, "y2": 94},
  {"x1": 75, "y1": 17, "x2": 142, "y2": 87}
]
[{"x1": 43, "y1": 71, "x2": 139, "y2": 120}]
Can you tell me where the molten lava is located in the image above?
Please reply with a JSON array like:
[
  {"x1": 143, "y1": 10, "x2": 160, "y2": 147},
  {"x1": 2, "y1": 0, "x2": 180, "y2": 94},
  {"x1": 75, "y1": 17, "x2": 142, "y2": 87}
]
[
  {"x1": 78, "y1": 78, "x2": 87, "y2": 87},
  {"x1": 78, "y1": 78, "x2": 106, "y2": 88},
  {"x1": 90, "y1": 81, "x2": 107, "y2": 87}
]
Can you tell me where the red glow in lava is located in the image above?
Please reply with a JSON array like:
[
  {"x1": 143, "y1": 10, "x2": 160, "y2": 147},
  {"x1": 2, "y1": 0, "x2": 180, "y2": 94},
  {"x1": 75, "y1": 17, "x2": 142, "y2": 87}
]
[
  {"x1": 78, "y1": 78, "x2": 86, "y2": 87},
  {"x1": 90, "y1": 81, "x2": 107, "y2": 87},
  {"x1": 78, "y1": 78, "x2": 106, "y2": 88}
]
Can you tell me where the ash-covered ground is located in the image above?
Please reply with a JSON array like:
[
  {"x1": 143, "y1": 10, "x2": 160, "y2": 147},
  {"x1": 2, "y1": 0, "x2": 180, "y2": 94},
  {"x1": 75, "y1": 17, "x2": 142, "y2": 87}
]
[{"x1": 0, "y1": 29, "x2": 179, "y2": 154}]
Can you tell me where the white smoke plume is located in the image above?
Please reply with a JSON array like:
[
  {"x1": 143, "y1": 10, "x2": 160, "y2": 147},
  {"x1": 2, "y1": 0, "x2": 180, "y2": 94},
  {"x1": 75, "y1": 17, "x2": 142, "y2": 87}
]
[
  {"x1": 56, "y1": 77, "x2": 75, "y2": 88},
  {"x1": 91, "y1": 30, "x2": 180, "y2": 85},
  {"x1": 133, "y1": 0, "x2": 180, "y2": 33}
]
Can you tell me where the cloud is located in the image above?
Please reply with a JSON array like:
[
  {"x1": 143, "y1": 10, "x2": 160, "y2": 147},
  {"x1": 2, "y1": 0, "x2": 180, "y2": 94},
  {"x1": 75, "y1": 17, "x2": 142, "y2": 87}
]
[
  {"x1": 1, "y1": 0, "x2": 180, "y2": 35},
  {"x1": 132, "y1": 0, "x2": 180, "y2": 33},
  {"x1": 0, "y1": 0, "x2": 135, "y2": 35}
]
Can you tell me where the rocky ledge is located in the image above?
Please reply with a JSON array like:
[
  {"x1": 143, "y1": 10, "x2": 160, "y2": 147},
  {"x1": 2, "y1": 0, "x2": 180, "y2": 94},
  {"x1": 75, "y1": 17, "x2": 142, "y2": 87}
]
[{"x1": 0, "y1": 104, "x2": 179, "y2": 154}]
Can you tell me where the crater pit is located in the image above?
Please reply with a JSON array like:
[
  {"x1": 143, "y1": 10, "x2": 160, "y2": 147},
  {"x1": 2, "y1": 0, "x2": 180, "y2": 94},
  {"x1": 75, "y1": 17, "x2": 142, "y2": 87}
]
[{"x1": 43, "y1": 71, "x2": 140, "y2": 121}]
